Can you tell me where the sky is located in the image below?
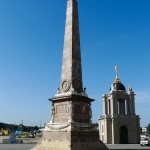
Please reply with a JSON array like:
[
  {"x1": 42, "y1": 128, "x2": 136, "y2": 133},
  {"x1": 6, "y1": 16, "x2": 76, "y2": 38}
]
[{"x1": 0, "y1": 0, "x2": 150, "y2": 128}]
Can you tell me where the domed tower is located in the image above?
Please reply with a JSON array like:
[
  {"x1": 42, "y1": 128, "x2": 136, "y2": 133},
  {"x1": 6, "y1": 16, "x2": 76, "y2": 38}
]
[{"x1": 99, "y1": 66, "x2": 140, "y2": 144}]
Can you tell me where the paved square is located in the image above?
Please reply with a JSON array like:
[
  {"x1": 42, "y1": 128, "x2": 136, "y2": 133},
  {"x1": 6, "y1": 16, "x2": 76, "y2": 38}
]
[
  {"x1": 0, "y1": 144, "x2": 35, "y2": 150},
  {"x1": 1, "y1": 144, "x2": 150, "y2": 150}
]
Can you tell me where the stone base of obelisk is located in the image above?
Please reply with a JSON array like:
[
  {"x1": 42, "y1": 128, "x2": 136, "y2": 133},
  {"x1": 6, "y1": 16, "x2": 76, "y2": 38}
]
[{"x1": 33, "y1": 122, "x2": 108, "y2": 150}]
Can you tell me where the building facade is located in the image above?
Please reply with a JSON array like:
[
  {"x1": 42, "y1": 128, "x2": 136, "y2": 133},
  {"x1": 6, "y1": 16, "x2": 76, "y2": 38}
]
[{"x1": 99, "y1": 66, "x2": 140, "y2": 144}]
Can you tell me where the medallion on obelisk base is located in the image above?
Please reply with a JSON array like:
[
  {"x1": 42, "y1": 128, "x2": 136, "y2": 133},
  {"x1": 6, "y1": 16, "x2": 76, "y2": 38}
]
[{"x1": 33, "y1": 0, "x2": 108, "y2": 149}]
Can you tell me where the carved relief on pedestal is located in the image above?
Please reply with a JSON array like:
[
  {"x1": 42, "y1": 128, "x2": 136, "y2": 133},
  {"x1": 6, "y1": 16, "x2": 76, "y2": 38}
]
[
  {"x1": 62, "y1": 80, "x2": 71, "y2": 92},
  {"x1": 89, "y1": 104, "x2": 92, "y2": 123},
  {"x1": 50, "y1": 103, "x2": 55, "y2": 123},
  {"x1": 67, "y1": 101, "x2": 74, "y2": 122}
]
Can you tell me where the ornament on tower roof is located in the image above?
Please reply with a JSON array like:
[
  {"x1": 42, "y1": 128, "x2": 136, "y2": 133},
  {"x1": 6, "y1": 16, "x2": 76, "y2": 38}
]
[
  {"x1": 110, "y1": 65, "x2": 126, "y2": 91},
  {"x1": 114, "y1": 65, "x2": 120, "y2": 83}
]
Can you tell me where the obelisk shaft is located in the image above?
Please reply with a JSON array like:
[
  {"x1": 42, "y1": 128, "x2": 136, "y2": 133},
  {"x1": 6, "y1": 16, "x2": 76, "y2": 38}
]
[{"x1": 59, "y1": 0, "x2": 83, "y2": 94}]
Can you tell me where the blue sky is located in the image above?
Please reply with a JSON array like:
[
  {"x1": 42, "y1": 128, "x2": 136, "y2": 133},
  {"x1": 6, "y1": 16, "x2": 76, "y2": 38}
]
[{"x1": 0, "y1": 0, "x2": 150, "y2": 127}]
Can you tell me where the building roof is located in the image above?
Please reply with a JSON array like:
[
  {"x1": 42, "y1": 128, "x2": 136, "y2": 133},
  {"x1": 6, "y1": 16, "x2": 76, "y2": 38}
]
[{"x1": 110, "y1": 82, "x2": 126, "y2": 91}]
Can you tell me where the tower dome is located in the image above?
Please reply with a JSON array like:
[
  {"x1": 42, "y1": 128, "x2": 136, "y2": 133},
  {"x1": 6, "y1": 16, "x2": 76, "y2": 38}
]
[{"x1": 110, "y1": 82, "x2": 126, "y2": 91}]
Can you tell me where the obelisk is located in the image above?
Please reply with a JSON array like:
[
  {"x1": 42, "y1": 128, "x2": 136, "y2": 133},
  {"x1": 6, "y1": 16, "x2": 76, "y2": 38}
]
[
  {"x1": 59, "y1": 0, "x2": 83, "y2": 95},
  {"x1": 33, "y1": 0, "x2": 108, "y2": 149}
]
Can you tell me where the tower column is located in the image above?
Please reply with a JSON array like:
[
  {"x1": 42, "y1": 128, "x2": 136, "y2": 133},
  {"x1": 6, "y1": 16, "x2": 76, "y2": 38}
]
[
  {"x1": 112, "y1": 118, "x2": 115, "y2": 144},
  {"x1": 110, "y1": 97, "x2": 114, "y2": 115},
  {"x1": 129, "y1": 94, "x2": 135, "y2": 115},
  {"x1": 102, "y1": 96, "x2": 107, "y2": 115},
  {"x1": 107, "y1": 100, "x2": 111, "y2": 114}
]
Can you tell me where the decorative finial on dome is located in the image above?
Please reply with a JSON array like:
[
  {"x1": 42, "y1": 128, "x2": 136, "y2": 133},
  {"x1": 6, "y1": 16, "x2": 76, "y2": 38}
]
[
  {"x1": 128, "y1": 85, "x2": 132, "y2": 92},
  {"x1": 114, "y1": 65, "x2": 120, "y2": 83}
]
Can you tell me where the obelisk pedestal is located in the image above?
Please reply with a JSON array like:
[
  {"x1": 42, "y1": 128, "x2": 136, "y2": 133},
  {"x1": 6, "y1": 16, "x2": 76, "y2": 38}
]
[{"x1": 34, "y1": 122, "x2": 108, "y2": 150}]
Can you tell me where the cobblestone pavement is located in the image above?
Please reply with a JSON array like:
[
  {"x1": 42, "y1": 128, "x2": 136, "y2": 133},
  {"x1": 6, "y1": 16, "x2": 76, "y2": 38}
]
[{"x1": 0, "y1": 144, "x2": 150, "y2": 150}]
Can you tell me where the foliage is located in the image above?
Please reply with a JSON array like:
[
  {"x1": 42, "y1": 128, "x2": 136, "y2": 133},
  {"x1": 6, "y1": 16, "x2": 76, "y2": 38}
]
[
  {"x1": 146, "y1": 124, "x2": 150, "y2": 134},
  {"x1": 0, "y1": 122, "x2": 39, "y2": 133}
]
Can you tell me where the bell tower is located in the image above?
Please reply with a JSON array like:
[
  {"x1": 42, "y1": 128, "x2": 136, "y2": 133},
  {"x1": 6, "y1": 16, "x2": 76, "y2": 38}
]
[
  {"x1": 33, "y1": 0, "x2": 108, "y2": 149},
  {"x1": 99, "y1": 66, "x2": 140, "y2": 144}
]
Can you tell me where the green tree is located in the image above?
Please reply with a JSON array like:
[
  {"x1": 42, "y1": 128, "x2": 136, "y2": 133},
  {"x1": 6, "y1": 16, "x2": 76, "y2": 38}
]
[
  {"x1": 140, "y1": 127, "x2": 143, "y2": 134},
  {"x1": 147, "y1": 124, "x2": 150, "y2": 134}
]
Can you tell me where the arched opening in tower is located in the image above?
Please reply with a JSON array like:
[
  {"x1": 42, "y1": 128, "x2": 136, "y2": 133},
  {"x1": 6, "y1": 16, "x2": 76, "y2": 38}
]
[{"x1": 120, "y1": 126, "x2": 128, "y2": 144}]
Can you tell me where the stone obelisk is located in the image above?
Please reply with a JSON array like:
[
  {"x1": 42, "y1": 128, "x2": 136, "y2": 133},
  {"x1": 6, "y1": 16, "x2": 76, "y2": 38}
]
[{"x1": 33, "y1": 0, "x2": 108, "y2": 149}]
